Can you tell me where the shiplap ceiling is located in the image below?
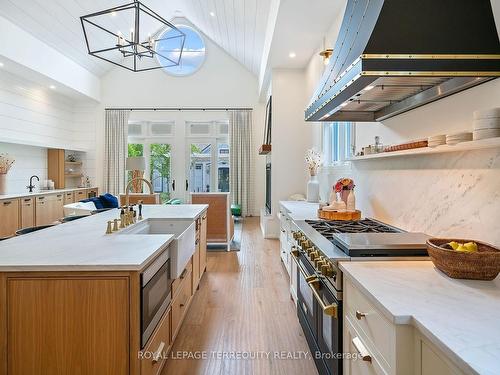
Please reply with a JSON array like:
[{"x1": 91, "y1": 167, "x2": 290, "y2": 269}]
[{"x1": 0, "y1": 0, "x2": 271, "y2": 77}]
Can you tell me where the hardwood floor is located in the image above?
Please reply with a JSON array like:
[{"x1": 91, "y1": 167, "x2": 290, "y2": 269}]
[{"x1": 161, "y1": 217, "x2": 318, "y2": 375}]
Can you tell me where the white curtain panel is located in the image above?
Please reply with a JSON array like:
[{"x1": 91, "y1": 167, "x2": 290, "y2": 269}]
[
  {"x1": 104, "y1": 110, "x2": 129, "y2": 195},
  {"x1": 229, "y1": 110, "x2": 253, "y2": 216}
]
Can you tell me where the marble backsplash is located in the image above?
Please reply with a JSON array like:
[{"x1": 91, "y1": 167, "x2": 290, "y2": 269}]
[{"x1": 318, "y1": 148, "x2": 500, "y2": 246}]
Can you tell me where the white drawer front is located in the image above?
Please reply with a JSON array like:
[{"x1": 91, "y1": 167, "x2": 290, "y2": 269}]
[
  {"x1": 345, "y1": 279, "x2": 395, "y2": 370},
  {"x1": 344, "y1": 316, "x2": 388, "y2": 375}
]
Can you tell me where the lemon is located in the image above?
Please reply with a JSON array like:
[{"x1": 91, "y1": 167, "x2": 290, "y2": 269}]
[
  {"x1": 448, "y1": 241, "x2": 460, "y2": 250},
  {"x1": 464, "y1": 242, "x2": 478, "y2": 253}
]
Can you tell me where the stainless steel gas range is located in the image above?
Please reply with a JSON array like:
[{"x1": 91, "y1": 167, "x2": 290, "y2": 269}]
[{"x1": 290, "y1": 218, "x2": 429, "y2": 375}]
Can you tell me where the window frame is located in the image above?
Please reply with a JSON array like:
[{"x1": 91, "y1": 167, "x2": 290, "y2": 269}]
[{"x1": 321, "y1": 122, "x2": 356, "y2": 167}]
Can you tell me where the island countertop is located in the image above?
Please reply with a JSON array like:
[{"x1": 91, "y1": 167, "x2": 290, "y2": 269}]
[
  {"x1": 0, "y1": 204, "x2": 208, "y2": 272},
  {"x1": 340, "y1": 261, "x2": 500, "y2": 375}
]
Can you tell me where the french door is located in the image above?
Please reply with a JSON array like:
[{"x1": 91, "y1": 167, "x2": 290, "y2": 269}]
[
  {"x1": 127, "y1": 116, "x2": 230, "y2": 204},
  {"x1": 187, "y1": 139, "x2": 230, "y2": 195}
]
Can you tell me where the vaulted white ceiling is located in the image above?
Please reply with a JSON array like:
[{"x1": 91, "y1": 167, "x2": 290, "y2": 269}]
[{"x1": 0, "y1": 0, "x2": 271, "y2": 77}]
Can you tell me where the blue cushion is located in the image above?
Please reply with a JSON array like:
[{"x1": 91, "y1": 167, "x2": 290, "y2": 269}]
[
  {"x1": 99, "y1": 193, "x2": 119, "y2": 209},
  {"x1": 80, "y1": 197, "x2": 104, "y2": 210}
]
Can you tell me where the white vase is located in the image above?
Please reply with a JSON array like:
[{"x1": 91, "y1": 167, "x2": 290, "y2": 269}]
[
  {"x1": 307, "y1": 175, "x2": 320, "y2": 203},
  {"x1": 346, "y1": 189, "x2": 356, "y2": 211},
  {"x1": 0, "y1": 174, "x2": 6, "y2": 195}
]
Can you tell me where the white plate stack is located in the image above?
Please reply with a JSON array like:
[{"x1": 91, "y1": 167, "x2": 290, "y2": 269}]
[
  {"x1": 473, "y1": 108, "x2": 500, "y2": 140},
  {"x1": 428, "y1": 134, "x2": 446, "y2": 148},
  {"x1": 446, "y1": 132, "x2": 473, "y2": 145}
]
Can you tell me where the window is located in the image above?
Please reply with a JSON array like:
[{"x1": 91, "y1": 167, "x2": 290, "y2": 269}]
[
  {"x1": 156, "y1": 25, "x2": 206, "y2": 76},
  {"x1": 322, "y1": 122, "x2": 355, "y2": 165}
]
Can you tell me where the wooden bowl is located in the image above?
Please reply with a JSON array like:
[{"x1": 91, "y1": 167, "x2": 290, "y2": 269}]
[{"x1": 427, "y1": 238, "x2": 500, "y2": 280}]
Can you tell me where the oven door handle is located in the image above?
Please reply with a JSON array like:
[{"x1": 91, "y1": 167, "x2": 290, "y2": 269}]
[
  {"x1": 291, "y1": 250, "x2": 316, "y2": 283},
  {"x1": 308, "y1": 278, "x2": 338, "y2": 318}
]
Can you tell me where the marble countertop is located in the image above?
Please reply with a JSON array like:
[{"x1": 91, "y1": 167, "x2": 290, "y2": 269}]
[
  {"x1": 279, "y1": 200, "x2": 320, "y2": 220},
  {"x1": 340, "y1": 261, "x2": 500, "y2": 375},
  {"x1": 0, "y1": 204, "x2": 208, "y2": 272},
  {"x1": 0, "y1": 186, "x2": 98, "y2": 200}
]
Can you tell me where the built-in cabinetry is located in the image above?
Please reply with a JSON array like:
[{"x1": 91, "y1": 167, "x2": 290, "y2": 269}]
[
  {"x1": 278, "y1": 207, "x2": 297, "y2": 303},
  {"x1": 343, "y1": 278, "x2": 466, "y2": 375},
  {"x1": 0, "y1": 210, "x2": 208, "y2": 375},
  {"x1": 0, "y1": 187, "x2": 98, "y2": 237}
]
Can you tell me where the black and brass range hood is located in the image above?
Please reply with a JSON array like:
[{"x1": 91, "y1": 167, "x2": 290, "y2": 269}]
[{"x1": 305, "y1": 0, "x2": 500, "y2": 122}]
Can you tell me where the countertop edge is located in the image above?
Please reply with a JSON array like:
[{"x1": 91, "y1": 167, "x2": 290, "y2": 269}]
[
  {"x1": 0, "y1": 187, "x2": 99, "y2": 201},
  {"x1": 339, "y1": 263, "x2": 480, "y2": 375}
]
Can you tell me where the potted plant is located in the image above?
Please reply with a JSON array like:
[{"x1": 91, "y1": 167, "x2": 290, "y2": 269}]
[
  {"x1": 0, "y1": 153, "x2": 15, "y2": 195},
  {"x1": 305, "y1": 149, "x2": 322, "y2": 202}
]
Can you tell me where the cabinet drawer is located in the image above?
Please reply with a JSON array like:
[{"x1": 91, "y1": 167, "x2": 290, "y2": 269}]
[
  {"x1": 345, "y1": 316, "x2": 388, "y2": 375},
  {"x1": 192, "y1": 245, "x2": 200, "y2": 293},
  {"x1": 64, "y1": 192, "x2": 74, "y2": 204},
  {"x1": 171, "y1": 268, "x2": 192, "y2": 339},
  {"x1": 345, "y1": 279, "x2": 395, "y2": 369},
  {"x1": 141, "y1": 308, "x2": 171, "y2": 375},
  {"x1": 0, "y1": 199, "x2": 20, "y2": 237},
  {"x1": 171, "y1": 258, "x2": 192, "y2": 299},
  {"x1": 74, "y1": 189, "x2": 87, "y2": 201}
]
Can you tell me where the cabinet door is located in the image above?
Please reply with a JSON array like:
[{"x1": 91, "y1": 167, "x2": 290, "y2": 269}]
[
  {"x1": 52, "y1": 194, "x2": 64, "y2": 221},
  {"x1": 87, "y1": 188, "x2": 98, "y2": 198},
  {"x1": 0, "y1": 199, "x2": 20, "y2": 237},
  {"x1": 64, "y1": 192, "x2": 74, "y2": 205},
  {"x1": 7, "y1": 277, "x2": 129, "y2": 375},
  {"x1": 199, "y1": 214, "x2": 207, "y2": 274},
  {"x1": 35, "y1": 196, "x2": 52, "y2": 226},
  {"x1": 20, "y1": 198, "x2": 35, "y2": 229}
]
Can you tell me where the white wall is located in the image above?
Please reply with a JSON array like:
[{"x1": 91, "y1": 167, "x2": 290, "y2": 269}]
[
  {"x1": 270, "y1": 69, "x2": 312, "y2": 210},
  {"x1": 0, "y1": 70, "x2": 98, "y2": 193},
  {"x1": 97, "y1": 26, "x2": 263, "y2": 215}
]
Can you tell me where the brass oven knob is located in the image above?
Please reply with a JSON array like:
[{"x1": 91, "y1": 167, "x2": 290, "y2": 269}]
[
  {"x1": 306, "y1": 246, "x2": 315, "y2": 255},
  {"x1": 314, "y1": 256, "x2": 326, "y2": 268},
  {"x1": 321, "y1": 264, "x2": 335, "y2": 277}
]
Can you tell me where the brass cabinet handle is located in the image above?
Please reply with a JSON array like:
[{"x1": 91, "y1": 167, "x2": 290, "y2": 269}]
[
  {"x1": 356, "y1": 310, "x2": 367, "y2": 320},
  {"x1": 195, "y1": 239, "x2": 199, "y2": 245},
  {"x1": 180, "y1": 269, "x2": 188, "y2": 279},
  {"x1": 291, "y1": 250, "x2": 316, "y2": 283},
  {"x1": 3, "y1": 201, "x2": 11, "y2": 205},
  {"x1": 307, "y1": 279, "x2": 338, "y2": 318},
  {"x1": 180, "y1": 303, "x2": 185, "y2": 308},
  {"x1": 152, "y1": 341, "x2": 165, "y2": 363},
  {"x1": 202, "y1": 216, "x2": 206, "y2": 221},
  {"x1": 24, "y1": 198, "x2": 31, "y2": 202},
  {"x1": 352, "y1": 336, "x2": 372, "y2": 362}
]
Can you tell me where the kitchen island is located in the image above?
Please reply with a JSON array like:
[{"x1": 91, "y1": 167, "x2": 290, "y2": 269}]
[
  {"x1": 0, "y1": 204, "x2": 208, "y2": 375},
  {"x1": 340, "y1": 261, "x2": 500, "y2": 375}
]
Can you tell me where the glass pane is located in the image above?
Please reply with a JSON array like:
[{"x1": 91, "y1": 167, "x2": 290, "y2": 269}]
[
  {"x1": 127, "y1": 143, "x2": 144, "y2": 183},
  {"x1": 344, "y1": 122, "x2": 353, "y2": 159},
  {"x1": 217, "y1": 143, "x2": 230, "y2": 192},
  {"x1": 189, "y1": 143, "x2": 211, "y2": 193},
  {"x1": 156, "y1": 25, "x2": 206, "y2": 76},
  {"x1": 150, "y1": 144, "x2": 171, "y2": 204},
  {"x1": 331, "y1": 123, "x2": 340, "y2": 162}
]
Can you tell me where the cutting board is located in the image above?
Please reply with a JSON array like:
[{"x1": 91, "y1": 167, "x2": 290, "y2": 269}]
[{"x1": 318, "y1": 209, "x2": 361, "y2": 221}]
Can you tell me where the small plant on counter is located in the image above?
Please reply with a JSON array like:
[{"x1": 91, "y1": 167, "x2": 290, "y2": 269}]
[
  {"x1": 305, "y1": 149, "x2": 322, "y2": 176},
  {"x1": 0, "y1": 153, "x2": 15, "y2": 174}
]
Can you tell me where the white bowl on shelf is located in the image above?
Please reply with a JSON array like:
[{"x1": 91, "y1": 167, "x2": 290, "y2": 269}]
[{"x1": 473, "y1": 129, "x2": 500, "y2": 140}]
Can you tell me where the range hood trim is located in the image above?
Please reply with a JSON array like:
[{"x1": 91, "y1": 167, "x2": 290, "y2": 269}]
[{"x1": 305, "y1": 0, "x2": 500, "y2": 123}]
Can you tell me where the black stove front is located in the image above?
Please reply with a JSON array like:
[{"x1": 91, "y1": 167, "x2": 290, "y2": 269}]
[{"x1": 293, "y1": 249, "x2": 342, "y2": 375}]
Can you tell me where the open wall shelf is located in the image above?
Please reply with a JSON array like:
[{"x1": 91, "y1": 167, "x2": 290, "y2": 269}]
[{"x1": 348, "y1": 137, "x2": 500, "y2": 161}]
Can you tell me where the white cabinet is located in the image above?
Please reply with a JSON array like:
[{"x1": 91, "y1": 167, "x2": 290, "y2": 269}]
[{"x1": 343, "y1": 278, "x2": 465, "y2": 375}]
